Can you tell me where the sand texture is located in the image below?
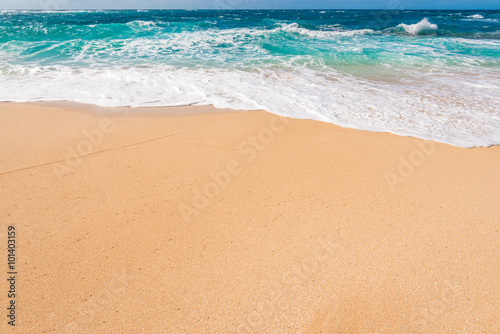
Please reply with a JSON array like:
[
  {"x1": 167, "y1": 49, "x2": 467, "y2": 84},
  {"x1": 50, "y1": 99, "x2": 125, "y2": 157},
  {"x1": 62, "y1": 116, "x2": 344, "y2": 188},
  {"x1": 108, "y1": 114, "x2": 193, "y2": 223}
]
[{"x1": 0, "y1": 102, "x2": 499, "y2": 333}]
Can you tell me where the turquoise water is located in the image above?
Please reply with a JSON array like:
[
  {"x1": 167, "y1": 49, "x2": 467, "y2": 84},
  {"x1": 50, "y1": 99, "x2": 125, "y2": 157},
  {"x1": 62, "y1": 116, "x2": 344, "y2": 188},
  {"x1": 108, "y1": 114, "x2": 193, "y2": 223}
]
[{"x1": 1, "y1": 10, "x2": 499, "y2": 146}]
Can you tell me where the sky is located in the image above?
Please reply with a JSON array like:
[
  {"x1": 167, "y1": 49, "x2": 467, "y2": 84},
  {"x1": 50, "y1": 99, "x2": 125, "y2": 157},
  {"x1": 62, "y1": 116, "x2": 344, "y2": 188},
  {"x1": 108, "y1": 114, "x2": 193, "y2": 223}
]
[{"x1": 0, "y1": 0, "x2": 499, "y2": 10}]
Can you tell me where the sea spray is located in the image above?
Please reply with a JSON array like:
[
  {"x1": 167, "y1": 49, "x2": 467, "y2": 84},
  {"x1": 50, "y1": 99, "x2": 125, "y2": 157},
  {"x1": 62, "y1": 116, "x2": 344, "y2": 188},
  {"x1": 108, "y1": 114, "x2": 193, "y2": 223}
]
[{"x1": 396, "y1": 18, "x2": 438, "y2": 35}]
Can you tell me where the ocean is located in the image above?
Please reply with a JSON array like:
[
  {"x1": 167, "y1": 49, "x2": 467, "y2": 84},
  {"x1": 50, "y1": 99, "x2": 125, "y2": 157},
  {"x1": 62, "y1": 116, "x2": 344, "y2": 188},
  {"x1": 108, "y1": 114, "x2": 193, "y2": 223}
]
[{"x1": 0, "y1": 9, "x2": 499, "y2": 147}]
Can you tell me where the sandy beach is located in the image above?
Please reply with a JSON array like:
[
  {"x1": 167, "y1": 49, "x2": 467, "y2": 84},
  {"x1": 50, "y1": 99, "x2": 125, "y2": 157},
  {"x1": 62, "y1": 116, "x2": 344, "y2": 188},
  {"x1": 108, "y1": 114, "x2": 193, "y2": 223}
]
[{"x1": 0, "y1": 102, "x2": 499, "y2": 333}]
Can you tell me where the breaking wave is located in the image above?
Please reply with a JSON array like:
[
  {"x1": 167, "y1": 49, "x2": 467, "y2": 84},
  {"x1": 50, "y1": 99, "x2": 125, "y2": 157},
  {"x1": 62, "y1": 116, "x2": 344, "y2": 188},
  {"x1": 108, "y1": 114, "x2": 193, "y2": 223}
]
[{"x1": 396, "y1": 18, "x2": 438, "y2": 35}]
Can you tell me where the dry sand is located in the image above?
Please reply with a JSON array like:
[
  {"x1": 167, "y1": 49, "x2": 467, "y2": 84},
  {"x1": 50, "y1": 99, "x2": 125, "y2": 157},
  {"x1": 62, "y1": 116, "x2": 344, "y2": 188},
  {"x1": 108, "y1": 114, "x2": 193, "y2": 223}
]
[{"x1": 0, "y1": 102, "x2": 499, "y2": 333}]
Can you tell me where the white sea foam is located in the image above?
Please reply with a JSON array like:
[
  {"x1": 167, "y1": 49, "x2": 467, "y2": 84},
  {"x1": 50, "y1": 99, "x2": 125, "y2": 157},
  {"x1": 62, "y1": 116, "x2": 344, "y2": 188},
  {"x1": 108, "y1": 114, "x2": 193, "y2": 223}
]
[
  {"x1": 279, "y1": 23, "x2": 373, "y2": 38},
  {"x1": 126, "y1": 20, "x2": 158, "y2": 31},
  {"x1": 462, "y1": 15, "x2": 498, "y2": 23},
  {"x1": 65, "y1": 24, "x2": 372, "y2": 61},
  {"x1": 0, "y1": 64, "x2": 498, "y2": 147},
  {"x1": 397, "y1": 18, "x2": 438, "y2": 35}
]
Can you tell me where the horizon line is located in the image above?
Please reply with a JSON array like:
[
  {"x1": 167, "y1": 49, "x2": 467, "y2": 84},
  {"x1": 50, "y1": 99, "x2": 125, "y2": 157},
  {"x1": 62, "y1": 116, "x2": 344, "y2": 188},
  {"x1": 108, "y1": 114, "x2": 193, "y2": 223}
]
[{"x1": 2, "y1": 8, "x2": 499, "y2": 11}]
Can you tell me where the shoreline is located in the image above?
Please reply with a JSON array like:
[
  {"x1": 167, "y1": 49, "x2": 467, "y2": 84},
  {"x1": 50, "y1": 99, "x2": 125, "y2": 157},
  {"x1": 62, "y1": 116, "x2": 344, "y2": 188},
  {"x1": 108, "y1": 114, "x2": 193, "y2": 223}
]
[
  {"x1": 0, "y1": 101, "x2": 499, "y2": 332},
  {"x1": 0, "y1": 100, "x2": 247, "y2": 116},
  {"x1": 2, "y1": 100, "x2": 498, "y2": 149}
]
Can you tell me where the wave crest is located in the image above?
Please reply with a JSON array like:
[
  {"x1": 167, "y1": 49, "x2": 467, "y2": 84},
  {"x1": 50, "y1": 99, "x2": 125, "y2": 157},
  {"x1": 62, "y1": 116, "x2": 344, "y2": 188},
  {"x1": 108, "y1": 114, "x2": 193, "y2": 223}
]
[
  {"x1": 126, "y1": 20, "x2": 158, "y2": 29},
  {"x1": 396, "y1": 18, "x2": 438, "y2": 35},
  {"x1": 279, "y1": 23, "x2": 373, "y2": 38}
]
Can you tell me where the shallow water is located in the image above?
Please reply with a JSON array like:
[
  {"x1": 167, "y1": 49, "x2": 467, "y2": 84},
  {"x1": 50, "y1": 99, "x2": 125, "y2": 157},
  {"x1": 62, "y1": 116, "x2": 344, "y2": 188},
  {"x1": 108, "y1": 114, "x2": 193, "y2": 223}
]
[{"x1": 0, "y1": 10, "x2": 499, "y2": 147}]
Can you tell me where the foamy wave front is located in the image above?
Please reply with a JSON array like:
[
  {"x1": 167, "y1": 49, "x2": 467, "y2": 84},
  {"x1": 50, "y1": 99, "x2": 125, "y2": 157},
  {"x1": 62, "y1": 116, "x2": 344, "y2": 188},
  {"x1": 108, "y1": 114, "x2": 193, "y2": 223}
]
[
  {"x1": 397, "y1": 18, "x2": 438, "y2": 35},
  {"x1": 279, "y1": 23, "x2": 374, "y2": 38},
  {"x1": 126, "y1": 20, "x2": 158, "y2": 31},
  {"x1": 0, "y1": 65, "x2": 498, "y2": 148}
]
